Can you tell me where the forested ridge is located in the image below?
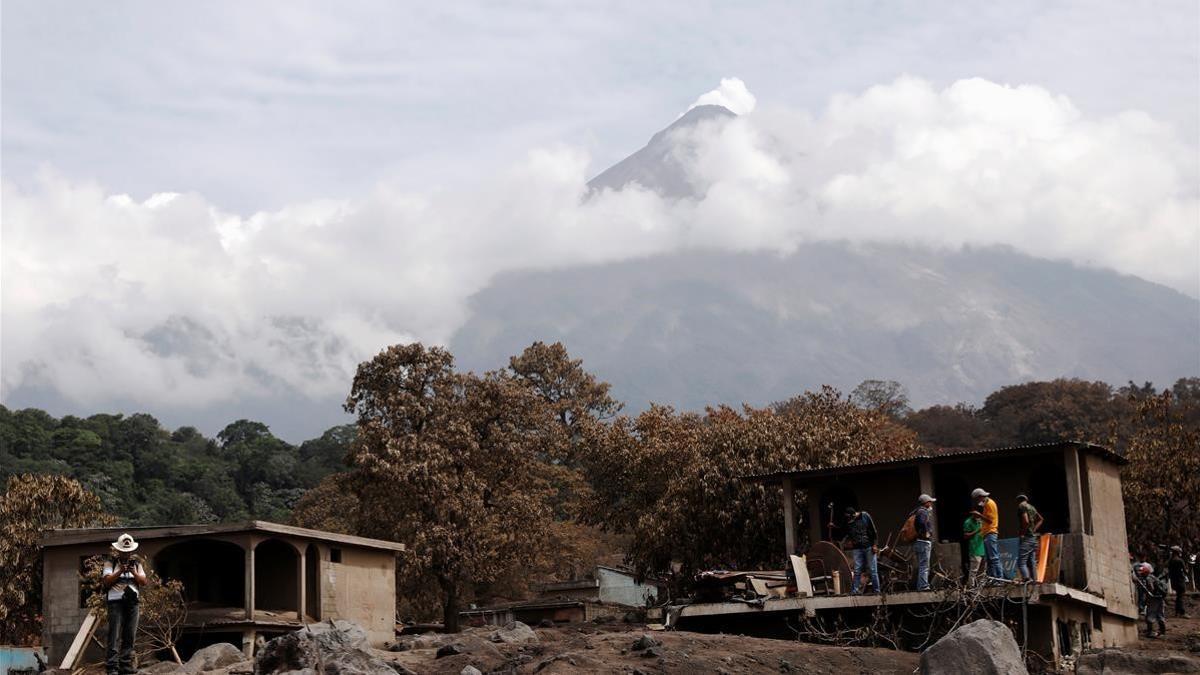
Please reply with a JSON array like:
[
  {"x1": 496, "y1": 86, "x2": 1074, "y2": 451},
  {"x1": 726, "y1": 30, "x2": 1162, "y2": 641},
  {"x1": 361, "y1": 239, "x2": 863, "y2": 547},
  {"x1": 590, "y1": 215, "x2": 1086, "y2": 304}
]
[{"x1": 0, "y1": 409, "x2": 352, "y2": 525}]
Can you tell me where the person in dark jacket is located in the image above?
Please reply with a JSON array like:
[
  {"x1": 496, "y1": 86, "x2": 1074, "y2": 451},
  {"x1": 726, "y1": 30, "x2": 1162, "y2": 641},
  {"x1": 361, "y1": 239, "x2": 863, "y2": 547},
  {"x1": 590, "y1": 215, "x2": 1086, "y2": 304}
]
[
  {"x1": 912, "y1": 494, "x2": 936, "y2": 591},
  {"x1": 1135, "y1": 562, "x2": 1167, "y2": 637},
  {"x1": 1168, "y1": 546, "x2": 1189, "y2": 617},
  {"x1": 843, "y1": 506, "x2": 881, "y2": 594}
]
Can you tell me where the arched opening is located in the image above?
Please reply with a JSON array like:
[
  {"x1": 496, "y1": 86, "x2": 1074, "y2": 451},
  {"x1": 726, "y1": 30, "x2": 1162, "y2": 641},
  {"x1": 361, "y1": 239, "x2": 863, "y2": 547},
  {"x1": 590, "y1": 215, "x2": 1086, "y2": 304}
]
[
  {"x1": 154, "y1": 539, "x2": 244, "y2": 608},
  {"x1": 254, "y1": 539, "x2": 298, "y2": 613},
  {"x1": 305, "y1": 544, "x2": 319, "y2": 619}
]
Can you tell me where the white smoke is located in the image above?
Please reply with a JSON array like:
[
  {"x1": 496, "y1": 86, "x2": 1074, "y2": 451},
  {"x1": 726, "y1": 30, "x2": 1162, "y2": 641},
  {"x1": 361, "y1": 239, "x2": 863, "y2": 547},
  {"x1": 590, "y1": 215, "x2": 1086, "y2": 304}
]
[
  {"x1": 2, "y1": 76, "x2": 1197, "y2": 419},
  {"x1": 689, "y1": 77, "x2": 758, "y2": 115}
]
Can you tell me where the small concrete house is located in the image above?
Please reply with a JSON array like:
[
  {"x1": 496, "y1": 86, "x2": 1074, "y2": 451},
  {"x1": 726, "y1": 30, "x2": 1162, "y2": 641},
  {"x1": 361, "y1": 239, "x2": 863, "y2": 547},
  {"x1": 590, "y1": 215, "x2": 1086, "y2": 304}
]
[{"x1": 41, "y1": 521, "x2": 404, "y2": 662}]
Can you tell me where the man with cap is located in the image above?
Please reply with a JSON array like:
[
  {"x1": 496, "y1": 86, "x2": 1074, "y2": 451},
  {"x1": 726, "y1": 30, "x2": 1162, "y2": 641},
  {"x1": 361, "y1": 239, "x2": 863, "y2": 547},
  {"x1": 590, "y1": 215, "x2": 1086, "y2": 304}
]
[
  {"x1": 1168, "y1": 545, "x2": 1189, "y2": 617},
  {"x1": 1016, "y1": 494, "x2": 1044, "y2": 582},
  {"x1": 842, "y1": 506, "x2": 881, "y2": 594},
  {"x1": 101, "y1": 533, "x2": 147, "y2": 675},
  {"x1": 970, "y1": 488, "x2": 1003, "y2": 580},
  {"x1": 912, "y1": 494, "x2": 936, "y2": 591},
  {"x1": 1134, "y1": 562, "x2": 1168, "y2": 637}
]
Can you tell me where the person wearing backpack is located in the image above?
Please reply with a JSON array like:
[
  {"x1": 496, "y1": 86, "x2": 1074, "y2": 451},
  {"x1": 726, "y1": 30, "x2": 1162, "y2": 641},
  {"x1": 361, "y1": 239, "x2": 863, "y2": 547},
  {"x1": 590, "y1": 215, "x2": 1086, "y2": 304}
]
[
  {"x1": 912, "y1": 494, "x2": 936, "y2": 591},
  {"x1": 843, "y1": 506, "x2": 881, "y2": 594},
  {"x1": 1134, "y1": 562, "x2": 1168, "y2": 637}
]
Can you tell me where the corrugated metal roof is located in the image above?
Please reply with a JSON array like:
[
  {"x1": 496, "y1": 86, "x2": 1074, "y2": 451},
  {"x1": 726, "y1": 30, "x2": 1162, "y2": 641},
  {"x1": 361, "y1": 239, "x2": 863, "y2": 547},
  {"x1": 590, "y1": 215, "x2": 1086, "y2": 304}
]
[{"x1": 740, "y1": 440, "x2": 1125, "y2": 484}]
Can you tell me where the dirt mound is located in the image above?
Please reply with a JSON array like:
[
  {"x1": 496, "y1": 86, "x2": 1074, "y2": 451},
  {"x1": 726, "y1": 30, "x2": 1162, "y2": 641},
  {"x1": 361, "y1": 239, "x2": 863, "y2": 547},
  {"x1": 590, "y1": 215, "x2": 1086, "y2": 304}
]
[{"x1": 379, "y1": 624, "x2": 920, "y2": 674}]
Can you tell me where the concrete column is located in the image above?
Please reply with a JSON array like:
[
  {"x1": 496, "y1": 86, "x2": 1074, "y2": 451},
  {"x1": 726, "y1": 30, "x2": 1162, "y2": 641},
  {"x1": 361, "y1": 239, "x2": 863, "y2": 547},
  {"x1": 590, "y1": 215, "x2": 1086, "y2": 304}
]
[
  {"x1": 245, "y1": 540, "x2": 255, "y2": 620},
  {"x1": 782, "y1": 477, "x2": 796, "y2": 558},
  {"x1": 242, "y1": 629, "x2": 256, "y2": 659},
  {"x1": 1064, "y1": 446, "x2": 1086, "y2": 534},
  {"x1": 297, "y1": 545, "x2": 306, "y2": 622},
  {"x1": 918, "y1": 464, "x2": 938, "y2": 542},
  {"x1": 808, "y1": 491, "x2": 823, "y2": 545}
]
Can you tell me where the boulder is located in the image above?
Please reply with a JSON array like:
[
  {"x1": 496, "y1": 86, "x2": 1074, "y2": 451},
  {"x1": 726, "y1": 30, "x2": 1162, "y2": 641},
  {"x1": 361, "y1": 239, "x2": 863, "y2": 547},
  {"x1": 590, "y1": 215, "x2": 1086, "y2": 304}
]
[
  {"x1": 630, "y1": 634, "x2": 658, "y2": 651},
  {"x1": 920, "y1": 619, "x2": 1028, "y2": 675},
  {"x1": 182, "y1": 642, "x2": 243, "y2": 673},
  {"x1": 255, "y1": 620, "x2": 397, "y2": 675},
  {"x1": 488, "y1": 621, "x2": 538, "y2": 644},
  {"x1": 435, "y1": 644, "x2": 463, "y2": 659},
  {"x1": 1075, "y1": 648, "x2": 1200, "y2": 674},
  {"x1": 460, "y1": 667, "x2": 483, "y2": 675}
]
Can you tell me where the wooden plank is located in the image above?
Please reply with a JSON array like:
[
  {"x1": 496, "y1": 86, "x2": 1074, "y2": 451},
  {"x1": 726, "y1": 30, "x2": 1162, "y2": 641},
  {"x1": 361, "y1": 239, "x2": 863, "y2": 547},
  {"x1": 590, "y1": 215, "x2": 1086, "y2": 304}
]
[
  {"x1": 60, "y1": 610, "x2": 98, "y2": 669},
  {"x1": 1036, "y1": 533, "x2": 1051, "y2": 582},
  {"x1": 789, "y1": 555, "x2": 812, "y2": 597}
]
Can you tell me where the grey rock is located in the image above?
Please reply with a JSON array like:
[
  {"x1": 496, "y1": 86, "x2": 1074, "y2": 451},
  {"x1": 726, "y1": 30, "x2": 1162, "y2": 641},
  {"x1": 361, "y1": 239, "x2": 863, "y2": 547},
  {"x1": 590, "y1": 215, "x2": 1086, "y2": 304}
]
[
  {"x1": 435, "y1": 644, "x2": 463, "y2": 659},
  {"x1": 139, "y1": 662, "x2": 182, "y2": 674},
  {"x1": 256, "y1": 620, "x2": 397, "y2": 675},
  {"x1": 631, "y1": 634, "x2": 658, "y2": 651},
  {"x1": 919, "y1": 619, "x2": 1028, "y2": 675},
  {"x1": 302, "y1": 619, "x2": 369, "y2": 651},
  {"x1": 488, "y1": 621, "x2": 538, "y2": 644},
  {"x1": 460, "y1": 667, "x2": 483, "y2": 675},
  {"x1": 1075, "y1": 648, "x2": 1200, "y2": 674},
  {"x1": 182, "y1": 642, "x2": 243, "y2": 673}
]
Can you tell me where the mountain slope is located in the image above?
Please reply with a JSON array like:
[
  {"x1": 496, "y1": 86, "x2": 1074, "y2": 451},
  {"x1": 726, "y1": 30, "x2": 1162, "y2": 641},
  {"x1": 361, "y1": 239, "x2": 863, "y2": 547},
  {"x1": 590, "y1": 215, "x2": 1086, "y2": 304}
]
[
  {"x1": 451, "y1": 244, "x2": 1199, "y2": 410},
  {"x1": 586, "y1": 104, "x2": 735, "y2": 198},
  {"x1": 450, "y1": 107, "x2": 1199, "y2": 410}
]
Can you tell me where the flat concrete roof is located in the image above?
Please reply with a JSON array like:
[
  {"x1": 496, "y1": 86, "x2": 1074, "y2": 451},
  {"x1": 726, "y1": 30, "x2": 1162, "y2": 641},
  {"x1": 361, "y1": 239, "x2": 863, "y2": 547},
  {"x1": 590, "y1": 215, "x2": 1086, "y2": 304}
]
[
  {"x1": 674, "y1": 582, "x2": 1106, "y2": 619},
  {"x1": 40, "y1": 520, "x2": 406, "y2": 552}
]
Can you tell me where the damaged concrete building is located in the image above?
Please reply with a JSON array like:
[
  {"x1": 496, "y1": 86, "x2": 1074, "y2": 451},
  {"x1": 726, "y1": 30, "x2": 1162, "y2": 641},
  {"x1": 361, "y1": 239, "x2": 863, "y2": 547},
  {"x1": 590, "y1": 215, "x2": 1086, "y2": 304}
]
[
  {"x1": 461, "y1": 565, "x2": 661, "y2": 627},
  {"x1": 669, "y1": 441, "x2": 1137, "y2": 664},
  {"x1": 40, "y1": 521, "x2": 404, "y2": 663}
]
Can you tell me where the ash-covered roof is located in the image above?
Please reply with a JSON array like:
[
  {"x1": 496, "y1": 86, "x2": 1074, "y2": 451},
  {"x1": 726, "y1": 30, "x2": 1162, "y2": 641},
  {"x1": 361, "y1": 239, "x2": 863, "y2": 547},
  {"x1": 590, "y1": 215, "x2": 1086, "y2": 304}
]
[{"x1": 741, "y1": 440, "x2": 1124, "y2": 484}]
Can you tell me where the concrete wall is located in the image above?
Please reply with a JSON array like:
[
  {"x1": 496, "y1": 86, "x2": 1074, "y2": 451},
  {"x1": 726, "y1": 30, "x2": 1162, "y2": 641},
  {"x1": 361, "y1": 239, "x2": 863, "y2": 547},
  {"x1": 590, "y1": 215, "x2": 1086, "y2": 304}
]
[
  {"x1": 321, "y1": 545, "x2": 396, "y2": 646},
  {"x1": 595, "y1": 568, "x2": 657, "y2": 606}
]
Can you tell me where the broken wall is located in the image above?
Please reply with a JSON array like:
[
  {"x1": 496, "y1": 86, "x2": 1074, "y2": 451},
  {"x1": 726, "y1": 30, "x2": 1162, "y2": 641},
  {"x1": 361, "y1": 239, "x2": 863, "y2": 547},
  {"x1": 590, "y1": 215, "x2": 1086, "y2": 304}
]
[{"x1": 320, "y1": 545, "x2": 396, "y2": 645}]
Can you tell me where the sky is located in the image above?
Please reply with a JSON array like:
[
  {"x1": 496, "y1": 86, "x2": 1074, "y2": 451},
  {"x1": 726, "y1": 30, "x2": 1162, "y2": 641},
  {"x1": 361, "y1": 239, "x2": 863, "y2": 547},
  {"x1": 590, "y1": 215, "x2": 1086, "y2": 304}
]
[{"x1": 2, "y1": 1, "x2": 1198, "y2": 440}]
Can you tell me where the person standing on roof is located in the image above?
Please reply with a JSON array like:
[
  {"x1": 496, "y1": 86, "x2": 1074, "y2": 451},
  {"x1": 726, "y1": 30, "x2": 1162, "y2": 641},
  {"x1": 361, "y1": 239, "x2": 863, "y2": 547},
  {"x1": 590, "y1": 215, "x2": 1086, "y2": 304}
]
[
  {"x1": 971, "y1": 488, "x2": 1003, "y2": 580},
  {"x1": 1134, "y1": 562, "x2": 1168, "y2": 638},
  {"x1": 1168, "y1": 545, "x2": 1190, "y2": 617},
  {"x1": 1016, "y1": 494, "x2": 1044, "y2": 583},
  {"x1": 913, "y1": 494, "x2": 936, "y2": 591},
  {"x1": 843, "y1": 506, "x2": 881, "y2": 594},
  {"x1": 101, "y1": 533, "x2": 147, "y2": 675}
]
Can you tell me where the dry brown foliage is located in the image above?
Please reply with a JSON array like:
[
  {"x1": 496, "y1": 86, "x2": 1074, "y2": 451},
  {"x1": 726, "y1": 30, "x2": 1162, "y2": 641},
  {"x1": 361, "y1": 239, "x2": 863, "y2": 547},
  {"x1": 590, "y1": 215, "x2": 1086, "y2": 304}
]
[{"x1": 0, "y1": 474, "x2": 115, "y2": 645}]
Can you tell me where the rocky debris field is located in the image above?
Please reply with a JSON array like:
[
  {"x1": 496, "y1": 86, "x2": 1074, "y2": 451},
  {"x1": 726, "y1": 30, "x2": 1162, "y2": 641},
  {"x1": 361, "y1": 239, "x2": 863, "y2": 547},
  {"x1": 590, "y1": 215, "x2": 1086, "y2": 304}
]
[{"x1": 110, "y1": 593, "x2": 1198, "y2": 674}]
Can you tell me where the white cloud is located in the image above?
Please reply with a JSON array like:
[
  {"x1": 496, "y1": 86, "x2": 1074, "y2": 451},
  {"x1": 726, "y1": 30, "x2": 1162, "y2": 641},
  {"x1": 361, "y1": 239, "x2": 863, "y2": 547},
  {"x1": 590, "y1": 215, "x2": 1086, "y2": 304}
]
[
  {"x1": 690, "y1": 78, "x2": 758, "y2": 115},
  {"x1": 2, "y1": 77, "x2": 1197, "y2": 429}
]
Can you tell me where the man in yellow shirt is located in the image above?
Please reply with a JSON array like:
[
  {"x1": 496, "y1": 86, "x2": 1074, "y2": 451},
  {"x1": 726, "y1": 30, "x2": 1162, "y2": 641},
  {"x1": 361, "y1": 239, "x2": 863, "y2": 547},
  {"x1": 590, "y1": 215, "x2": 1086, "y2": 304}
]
[{"x1": 971, "y1": 488, "x2": 1004, "y2": 580}]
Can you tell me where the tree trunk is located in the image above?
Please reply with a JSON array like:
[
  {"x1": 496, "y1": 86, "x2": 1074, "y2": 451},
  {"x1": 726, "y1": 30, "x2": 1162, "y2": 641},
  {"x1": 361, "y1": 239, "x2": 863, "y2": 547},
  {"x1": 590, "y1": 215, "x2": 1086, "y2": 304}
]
[{"x1": 441, "y1": 580, "x2": 460, "y2": 633}]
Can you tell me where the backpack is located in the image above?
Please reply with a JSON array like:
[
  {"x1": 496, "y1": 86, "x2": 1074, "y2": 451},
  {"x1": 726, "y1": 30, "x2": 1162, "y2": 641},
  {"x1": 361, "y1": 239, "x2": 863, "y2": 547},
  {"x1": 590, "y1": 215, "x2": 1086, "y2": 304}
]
[{"x1": 898, "y1": 511, "x2": 918, "y2": 544}]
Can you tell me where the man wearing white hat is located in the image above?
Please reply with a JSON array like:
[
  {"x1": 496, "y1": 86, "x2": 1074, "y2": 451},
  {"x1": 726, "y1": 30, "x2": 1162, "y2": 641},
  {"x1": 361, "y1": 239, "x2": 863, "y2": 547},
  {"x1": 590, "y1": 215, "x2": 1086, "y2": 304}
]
[{"x1": 101, "y1": 533, "x2": 147, "y2": 675}]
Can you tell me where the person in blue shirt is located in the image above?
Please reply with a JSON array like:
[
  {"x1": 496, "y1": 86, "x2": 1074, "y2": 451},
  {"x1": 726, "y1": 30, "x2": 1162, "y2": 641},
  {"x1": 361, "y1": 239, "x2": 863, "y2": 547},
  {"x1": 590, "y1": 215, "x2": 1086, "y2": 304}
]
[{"x1": 842, "y1": 506, "x2": 881, "y2": 594}]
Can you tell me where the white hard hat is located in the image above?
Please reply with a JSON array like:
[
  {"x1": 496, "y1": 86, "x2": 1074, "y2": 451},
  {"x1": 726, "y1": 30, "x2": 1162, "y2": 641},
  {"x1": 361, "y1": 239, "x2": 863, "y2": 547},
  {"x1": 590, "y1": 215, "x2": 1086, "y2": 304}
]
[{"x1": 111, "y1": 533, "x2": 139, "y2": 553}]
